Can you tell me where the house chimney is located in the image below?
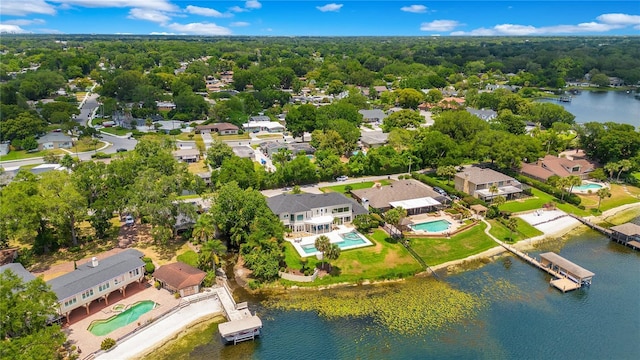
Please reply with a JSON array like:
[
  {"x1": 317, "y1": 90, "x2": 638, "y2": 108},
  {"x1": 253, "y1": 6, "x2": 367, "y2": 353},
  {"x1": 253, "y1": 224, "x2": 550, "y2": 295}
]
[
  {"x1": 362, "y1": 198, "x2": 369, "y2": 211},
  {"x1": 91, "y1": 256, "x2": 99, "y2": 267}
]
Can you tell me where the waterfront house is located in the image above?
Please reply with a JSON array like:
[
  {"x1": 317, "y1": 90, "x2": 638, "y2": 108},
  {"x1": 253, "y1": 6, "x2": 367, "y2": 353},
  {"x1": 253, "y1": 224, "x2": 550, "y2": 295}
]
[
  {"x1": 350, "y1": 180, "x2": 446, "y2": 215},
  {"x1": 266, "y1": 192, "x2": 367, "y2": 234},
  {"x1": 454, "y1": 167, "x2": 523, "y2": 201},
  {"x1": 520, "y1": 154, "x2": 596, "y2": 181},
  {"x1": 37, "y1": 132, "x2": 73, "y2": 150},
  {"x1": 153, "y1": 262, "x2": 206, "y2": 297},
  {"x1": 46, "y1": 249, "x2": 145, "y2": 323},
  {"x1": 466, "y1": 107, "x2": 498, "y2": 121}
]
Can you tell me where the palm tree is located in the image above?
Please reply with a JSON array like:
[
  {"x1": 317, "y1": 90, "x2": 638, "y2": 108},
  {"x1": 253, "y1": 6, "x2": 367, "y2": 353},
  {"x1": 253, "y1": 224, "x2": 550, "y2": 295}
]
[
  {"x1": 567, "y1": 175, "x2": 582, "y2": 194},
  {"x1": 489, "y1": 184, "x2": 499, "y2": 203},
  {"x1": 596, "y1": 187, "x2": 612, "y2": 212},
  {"x1": 314, "y1": 235, "x2": 331, "y2": 270},
  {"x1": 506, "y1": 217, "x2": 518, "y2": 242},
  {"x1": 557, "y1": 177, "x2": 571, "y2": 201},
  {"x1": 436, "y1": 165, "x2": 457, "y2": 185},
  {"x1": 198, "y1": 239, "x2": 227, "y2": 271},
  {"x1": 192, "y1": 214, "x2": 216, "y2": 245},
  {"x1": 615, "y1": 159, "x2": 632, "y2": 183},
  {"x1": 493, "y1": 195, "x2": 506, "y2": 208},
  {"x1": 604, "y1": 161, "x2": 619, "y2": 180},
  {"x1": 324, "y1": 243, "x2": 341, "y2": 272}
]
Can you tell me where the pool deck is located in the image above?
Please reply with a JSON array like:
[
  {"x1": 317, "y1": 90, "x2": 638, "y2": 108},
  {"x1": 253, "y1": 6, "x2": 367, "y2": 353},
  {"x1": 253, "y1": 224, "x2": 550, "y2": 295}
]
[
  {"x1": 407, "y1": 212, "x2": 463, "y2": 236},
  {"x1": 65, "y1": 280, "x2": 179, "y2": 356},
  {"x1": 572, "y1": 180, "x2": 609, "y2": 194},
  {"x1": 286, "y1": 225, "x2": 373, "y2": 257}
]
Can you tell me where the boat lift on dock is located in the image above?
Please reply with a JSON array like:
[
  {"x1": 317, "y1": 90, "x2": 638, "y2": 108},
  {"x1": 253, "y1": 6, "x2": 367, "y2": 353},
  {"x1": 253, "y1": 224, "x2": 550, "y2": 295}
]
[{"x1": 539, "y1": 252, "x2": 594, "y2": 292}]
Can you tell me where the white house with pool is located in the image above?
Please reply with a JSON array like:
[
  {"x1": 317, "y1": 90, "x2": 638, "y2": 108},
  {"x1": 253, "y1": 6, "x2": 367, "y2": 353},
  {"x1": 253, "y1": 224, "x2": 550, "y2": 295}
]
[
  {"x1": 266, "y1": 192, "x2": 372, "y2": 257},
  {"x1": 266, "y1": 192, "x2": 368, "y2": 234}
]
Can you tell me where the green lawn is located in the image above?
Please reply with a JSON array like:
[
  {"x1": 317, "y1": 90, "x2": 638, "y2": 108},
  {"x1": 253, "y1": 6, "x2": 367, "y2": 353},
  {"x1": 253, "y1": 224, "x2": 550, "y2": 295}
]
[
  {"x1": 633, "y1": 173, "x2": 640, "y2": 182},
  {"x1": 213, "y1": 133, "x2": 250, "y2": 140},
  {"x1": 177, "y1": 250, "x2": 199, "y2": 267},
  {"x1": 282, "y1": 229, "x2": 422, "y2": 286},
  {"x1": 101, "y1": 127, "x2": 131, "y2": 136},
  {"x1": 320, "y1": 180, "x2": 392, "y2": 194},
  {"x1": 408, "y1": 222, "x2": 497, "y2": 266},
  {"x1": 499, "y1": 188, "x2": 590, "y2": 216},
  {"x1": 488, "y1": 218, "x2": 543, "y2": 243},
  {"x1": 0, "y1": 149, "x2": 65, "y2": 161}
]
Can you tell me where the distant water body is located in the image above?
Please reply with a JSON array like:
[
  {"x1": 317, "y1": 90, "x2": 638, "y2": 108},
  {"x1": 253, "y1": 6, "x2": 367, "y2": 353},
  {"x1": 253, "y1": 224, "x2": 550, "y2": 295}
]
[
  {"x1": 538, "y1": 90, "x2": 639, "y2": 127},
  {"x1": 176, "y1": 217, "x2": 639, "y2": 359}
]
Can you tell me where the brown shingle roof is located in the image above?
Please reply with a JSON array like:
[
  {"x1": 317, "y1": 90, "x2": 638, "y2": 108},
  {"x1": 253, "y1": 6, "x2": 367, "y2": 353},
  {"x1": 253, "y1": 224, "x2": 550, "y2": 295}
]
[
  {"x1": 350, "y1": 180, "x2": 440, "y2": 209},
  {"x1": 455, "y1": 167, "x2": 515, "y2": 186},
  {"x1": 610, "y1": 223, "x2": 640, "y2": 236},
  {"x1": 153, "y1": 262, "x2": 206, "y2": 290},
  {"x1": 521, "y1": 155, "x2": 596, "y2": 179}
]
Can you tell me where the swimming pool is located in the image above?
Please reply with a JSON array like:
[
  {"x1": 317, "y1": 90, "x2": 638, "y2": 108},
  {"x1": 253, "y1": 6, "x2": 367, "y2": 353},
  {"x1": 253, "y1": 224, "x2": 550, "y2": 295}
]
[
  {"x1": 88, "y1": 300, "x2": 156, "y2": 336},
  {"x1": 573, "y1": 183, "x2": 603, "y2": 191},
  {"x1": 301, "y1": 231, "x2": 368, "y2": 254},
  {"x1": 410, "y1": 219, "x2": 451, "y2": 232}
]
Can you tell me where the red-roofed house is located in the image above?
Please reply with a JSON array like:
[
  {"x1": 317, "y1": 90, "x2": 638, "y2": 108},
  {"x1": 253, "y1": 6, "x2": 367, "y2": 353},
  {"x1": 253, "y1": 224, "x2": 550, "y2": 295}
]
[
  {"x1": 153, "y1": 262, "x2": 206, "y2": 297},
  {"x1": 520, "y1": 155, "x2": 596, "y2": 182}
]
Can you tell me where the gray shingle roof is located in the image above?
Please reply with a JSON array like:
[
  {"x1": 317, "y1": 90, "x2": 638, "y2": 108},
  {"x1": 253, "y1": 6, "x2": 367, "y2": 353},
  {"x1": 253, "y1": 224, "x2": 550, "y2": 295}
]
[
  {"x1": 267, "y1": 192, "x2": 367, "y2": 216},
  {"x1": 47, "y1": 249, "x2": 144, "y2": 300},
  {"x1": 0, "y1": 263, "x2": 36, "y2": 283},
  {"x1": 350, "y1": 180, "x2": 441, "y2": 209},
  {"x1": 37, "y1": 132, "x2": 72, "y2": 144},
  {"x1": 455, "y1": 167, "x2": 515, "y2": 186}
]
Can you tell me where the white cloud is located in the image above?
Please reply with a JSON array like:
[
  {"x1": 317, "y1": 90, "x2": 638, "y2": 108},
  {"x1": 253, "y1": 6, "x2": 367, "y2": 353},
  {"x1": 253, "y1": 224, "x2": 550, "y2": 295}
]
[
  {"x1": 596, "y1": 13, "x2": 640, "y2": 26},
  {"x1": 229, "y1": 6, "x2": 246, "y2": 13},
  {"x1": 127, "y1": 8, "x2": 171, "y2": 24},
  {"x1": 3, "y1": 18, "x2": 46, "y2": 26},
  {"x1": 185, "y1": 5, "x2": 231, "y2": 18},
  {"x1": 317, "y1": 3, "x2": 343, "y2": 12},
  {"x1": 166, "y1": 22, "x2": 232, "y2": 35},
  {"x1": 1, "y1": 0, "x2": 56, "y2": 16},
  {"x1": 150, "y1": 31, "x2": 176, "y2": 35},
  {"x1": 49, "y1": 0, "x2": 178, "y2": 12},
  {"x1": 245, "y1": 1, "x2": 262, "y2": 10},
  {"x1": 400, "y1": 5, "x2": 427, "y2": 13},
  {"x1": 452, "y1": 21, "x2": 622, "y2": 36},
  {"x1": 420, "y1": 20, "x2": 460, "y2": 32},
  {"x1": 230, "y1": 21, "x2": 250, "y2": 27},
  {"x1": 0, "y1": 24, "x2": 30, "y2": 33}
]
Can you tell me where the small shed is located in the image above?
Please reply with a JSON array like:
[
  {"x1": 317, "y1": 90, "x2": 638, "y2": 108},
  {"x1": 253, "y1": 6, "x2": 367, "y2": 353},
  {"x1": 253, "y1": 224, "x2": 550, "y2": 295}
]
[
  {"x1": 470, "y1": 204, "x2": 488, "y2": 216},
  {"x1": 153, "y1": 262, "x2": 206, "y2": 297}
]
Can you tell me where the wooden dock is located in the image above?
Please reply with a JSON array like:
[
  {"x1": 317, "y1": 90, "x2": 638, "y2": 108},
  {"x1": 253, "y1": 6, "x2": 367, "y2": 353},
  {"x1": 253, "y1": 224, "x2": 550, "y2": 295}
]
[
  {"x1": 568, "y1": 214, "x2": 640, "y2": 251},
  {"x1": 215, "y1": 281, "x2": 262, "y2": 344},
  {"x1": 498, "y1": 243, "x2": 589, "y2": 292}
]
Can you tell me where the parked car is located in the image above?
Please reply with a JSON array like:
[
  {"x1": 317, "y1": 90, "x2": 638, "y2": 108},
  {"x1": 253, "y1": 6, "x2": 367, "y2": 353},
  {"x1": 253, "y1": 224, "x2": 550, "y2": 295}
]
[
  {"x1": 125, "y1": 215, "x2": 134, "y2": 225},
  {"x1": 336, "y1": 176, "x2": 349, "y2": 182},
  {"x1": 433, "y1": 186, "x2": 447, "y2": 196},
  {"x1": 116, "y1": 148, "x2": 127, "y2": 152}
]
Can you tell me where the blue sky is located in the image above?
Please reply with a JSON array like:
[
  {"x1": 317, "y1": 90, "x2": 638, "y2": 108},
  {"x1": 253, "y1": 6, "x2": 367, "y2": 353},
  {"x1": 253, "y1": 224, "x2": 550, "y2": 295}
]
[{"x1": 1, "y1": 1, "x2": 639, "y2": 36}]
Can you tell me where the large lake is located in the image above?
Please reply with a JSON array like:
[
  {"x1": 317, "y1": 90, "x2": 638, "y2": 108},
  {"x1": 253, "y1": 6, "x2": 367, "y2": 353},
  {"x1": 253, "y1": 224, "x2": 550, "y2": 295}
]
[
  {"x1": 171, "y1": 217, "x2": 640, "y2": 360},
  {"x1": 539, "y1": 90, "x2": 639, "y2": 127}
]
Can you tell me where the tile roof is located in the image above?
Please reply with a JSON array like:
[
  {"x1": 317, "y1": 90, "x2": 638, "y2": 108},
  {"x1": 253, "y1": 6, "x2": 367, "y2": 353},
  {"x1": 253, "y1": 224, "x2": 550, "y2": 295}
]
[
  {"x1": 266, "y1": 192, "x2": 367, "y2": 216},
  {"x1": 47, "y1": 249, "x2": 144, "y2": 300},
  {"x1": 153, "y1": 262, "x2": 206, "y2": 290},
  {"x1": 350, "y1": 180, "x2": 442, "y2": 209}
]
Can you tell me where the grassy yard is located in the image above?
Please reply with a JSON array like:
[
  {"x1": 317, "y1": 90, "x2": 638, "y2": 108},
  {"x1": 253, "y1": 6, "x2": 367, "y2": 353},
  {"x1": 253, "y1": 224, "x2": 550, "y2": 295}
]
[
  {"x1": 499, "y1": 188, "x2": 590, "y2": 216},
  {"x1": 176, "y1": 250, "x2": 199, "y2": 267},
  {"x1": 282, "y1": 229, "x2": 422, "y2": 286},
  {"x1": 187, "y1": 159, "x2": 209, "y2": 174},
  {"x1": 0, "y1": 148, "x2": 65, "y2": 161},
  {"x1": 576, "y1": 183, "x2": 640, "y2": 213},
  {"x1": 101, "y1": 126, "x2": 131, "y2": 136},
  {"x1": 320, "y1": 180, "x2": 392, "y2": 195},
  {"x1": 408, "y1": 222, "x2": 497, "y2": 266},
  {"x1": 175, "y1": 132, "x2": 202, "y2": 141},
  {"x1": 255, "y1": 134, "x2": 283, "y2": 139},
  {"x1": 213, "y1": 133, "x2": 250, "y2": 140},
  {"x1": 74, "y1": 138, "x2": 105, "y2": 152},
  {"x1": 488, "y1": 218, "x2": 543, "y2": 243}
]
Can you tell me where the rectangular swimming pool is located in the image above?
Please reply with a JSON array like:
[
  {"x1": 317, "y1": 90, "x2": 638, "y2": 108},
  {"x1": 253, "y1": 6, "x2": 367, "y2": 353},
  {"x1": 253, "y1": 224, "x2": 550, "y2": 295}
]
[
  {"x1": 301, "y1": 231, "x2": 368, "y2": 254},
  {"x1": 411, "y1": 219, "x2": 451, "y2": 232}
]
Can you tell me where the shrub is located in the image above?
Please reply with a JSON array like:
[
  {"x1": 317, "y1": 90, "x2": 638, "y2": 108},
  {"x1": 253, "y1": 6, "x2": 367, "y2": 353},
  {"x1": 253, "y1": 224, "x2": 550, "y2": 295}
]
[
  {"x1": 248, "y1": 280, "x2": 260, "y2": 290},
  {"x1": 100, "y1": 338, "x2": 116, "y2": 351},
  {"x1": 154, "y1": 280, "x2": 161, "y2": 289},
  {"x1": 91, "y1": 152, "x2": 111, "y2": 159},
  {"x1": 514, "y1": 174, "x2": 581, "y2": 206},
  {"x1": 143, "y1": 257, "x2": 155, "y2": 274},
  {"x1": 174, "y1": 292, "x2": 181, "y2": 299}
]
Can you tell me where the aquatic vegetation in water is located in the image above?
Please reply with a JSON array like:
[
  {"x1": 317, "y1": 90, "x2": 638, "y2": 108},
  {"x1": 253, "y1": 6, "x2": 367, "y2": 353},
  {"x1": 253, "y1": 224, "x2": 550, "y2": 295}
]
[{"x1": 264, "y1": 278, "x2": 482, "y2": 335}]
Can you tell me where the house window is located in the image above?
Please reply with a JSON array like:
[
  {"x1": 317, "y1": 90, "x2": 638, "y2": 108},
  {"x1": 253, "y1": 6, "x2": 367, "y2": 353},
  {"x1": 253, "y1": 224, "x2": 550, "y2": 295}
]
[
  {"x1": 283, "y1": 214, "x2": 289, "y2": 218},
  {"x1": 81, "y1": 289, "x2": 94, "y2": 300},
  {"x1": 114, "y1": 275, "x2": 125, "y2": 285},
  {"x1": 64, "y1": 297, "x2": 77, "y2": 307},
  {"x1": 99, "y1": 282, "x2": 110, "y2": 292},
  {"x1": 129, "y1": 268, "x2": 140, "y2": 277},
  {"x1": 296, "y1": 214, "x2": 304, "y2": 221}
]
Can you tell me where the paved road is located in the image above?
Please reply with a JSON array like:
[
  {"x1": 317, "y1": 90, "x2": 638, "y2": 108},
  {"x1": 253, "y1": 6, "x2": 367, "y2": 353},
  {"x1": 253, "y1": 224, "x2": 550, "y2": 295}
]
[{"x1": 77, "y1": 93, "x2": 100, "y2": 126}]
